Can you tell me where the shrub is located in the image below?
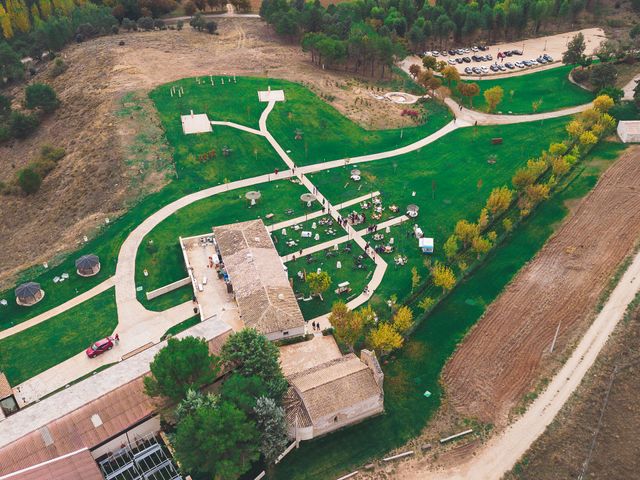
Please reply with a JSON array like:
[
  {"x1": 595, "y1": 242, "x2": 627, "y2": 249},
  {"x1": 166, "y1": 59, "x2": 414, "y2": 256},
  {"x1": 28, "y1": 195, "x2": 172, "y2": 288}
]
[
  {"x1": 111, "y1": 25, "x2": 119, "y2": 34},
  {"x1": 184, "y1": 1, "x2": 196, "y2": 15},
  {"x1": 589, "y1": 63, "x2": 618, "y2": 91},
  {"x1": 0, "y1": 94, "x2": 11, "y2": 119},
  {"x1": 205, "y1": 21, "x2": 217, "y2": 34},
  {"x1": 154, "y1": 19, "x2": 166, "y2": 30},
  {"x1": 570, "y1": 66, "x2": 589, "y2": 84},
  {"x1": 17, "y1": 168, "x2": 42, "y2": 194},
  {"x1": 40, "y1": 145, "x2": 66, "y2": 162},
  {"x1": 0, "y1": 124, "x2": 10, "y2": 143},
  {"x1": 25, "y1": 83, "x2": 60, "y2": 113},
  {"x1": 177, "y1": 20, "x2": 184, "y2": 30},
  {"x1": 10, "y1": 111, "x2": 40, "y2": 139},
  {"x1": 137, "y1": 16, "x2": 154, "y2": 31},
  {"x1": 50, "y1": 58, "x2": 68, "y2": 78}
]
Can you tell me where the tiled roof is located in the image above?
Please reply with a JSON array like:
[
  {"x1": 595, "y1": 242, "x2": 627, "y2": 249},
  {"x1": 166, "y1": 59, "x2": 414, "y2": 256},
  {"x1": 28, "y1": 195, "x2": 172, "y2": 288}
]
[
  {"x1": 214, "y1": 220, "x2": 304, "y2": 335},
  {"x1": 0, "y1": 372, "x2": 12, "y2": 400},
  {"x1": 0, "y1": 449, "x2": 103, "y2": 480},
  {"x1": 283, "y1": 387, "x2": 312, "y2": 429},
  {"x1": 287, "y1": 354, "x2": 382, "y2": 421}
]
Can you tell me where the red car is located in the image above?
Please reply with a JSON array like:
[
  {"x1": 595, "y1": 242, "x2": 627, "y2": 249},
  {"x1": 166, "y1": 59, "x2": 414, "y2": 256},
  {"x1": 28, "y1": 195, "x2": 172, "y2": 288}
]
[{"x1": 86, "y1": 337, "x2": 114, "y2": 358}]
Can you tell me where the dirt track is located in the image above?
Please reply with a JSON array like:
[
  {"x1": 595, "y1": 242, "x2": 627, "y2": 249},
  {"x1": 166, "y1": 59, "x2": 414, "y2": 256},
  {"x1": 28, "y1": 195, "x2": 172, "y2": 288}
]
[{"x1": 443, "y1": 145, "x2": 640, "y2": 425}]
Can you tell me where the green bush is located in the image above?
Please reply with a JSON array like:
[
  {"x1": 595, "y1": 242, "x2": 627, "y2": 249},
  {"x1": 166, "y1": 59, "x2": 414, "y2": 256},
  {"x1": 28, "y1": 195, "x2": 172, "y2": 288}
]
[
  {"x1": 10, "y1": 111, "x2": 40, "y2": 139},
  {"x1": 571, "y1": 66, "x2": 590, "y2": 84},
  {"x1": 17, "y1": 168, "x2": 42, "y2": 194},
  {"x1": 0, "y1": 94, "x2": 11, "y2": 119},
  {"x1": 50, "y1": 58, "x2": 68, "y2": 78},
  {"x1": 40, "y1": 144, "x2": 66, "y2": 162},
  {"x1": 25, "y1": 83, "x2": 60, "y2": 113},
  {"x1": 0, "y1": 125, "x2": 10, "y2": 143}
]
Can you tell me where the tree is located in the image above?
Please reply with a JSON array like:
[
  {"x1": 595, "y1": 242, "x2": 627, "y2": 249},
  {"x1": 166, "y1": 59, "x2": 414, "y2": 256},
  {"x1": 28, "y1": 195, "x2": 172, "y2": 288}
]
[
  {"x1": 442, "y1": 65, "x2": 460, "y2": 87},
  {"x1": 551, "y1": 156, "x2": 570, "y2": 176},
  {"x1": 477, "y1": 207, "x2": 489, "y2": 231},
  {"x1": 471, "y1": 235, "x2": 491, "y2": 259},
  {"x1": 502, "y1": 218, "x2": 513, "y2": 232},
  {"x1": 306, "y1": 270, "x2": 331, "y2": 300},
  {"x1": 418, "y1": 296, "x2": 435, "y2": 311},
  {"x1": 175, "y1": 389, "x2": 219, "y2": 422},
  {"x1": 592, "y1": 94, "x2": 614, "y2": 113},
  {"x1": 431, "y1": 262, "x2": 456, "y2": 293},
  {"x1": 408, "y1": 63, "x2": 421, "y2": 79},
  {"x1": 205, "y1": 20, "x2": 217, "y2": 34},
  {"x1": 369, "y1": 322, "x2": 403, "y2": 355},
  {"x1": 562, "y1": 32, "x2": 586, "y2": 65},
  {"x1": 329, "y1": 301, "x2": 363, "y2": 352},
  {"x1": 221, "y1": 374, "x2": 270, "y2": 416},
  {"x1": 10, "y1": 111, "x2": 39, "y2": 138},
  {"x1": 254, "y1": 396, "x2": 288, "y2": 465},
  {"x1": 0, "y1": 94, "x2": 11, "y2": 119},
  {"x1": 221, "y1": 328, "x2": 288, "y2": 400},
  {"x1": 566, "y1": 119, "x2": 585, "y2": 139},
  {"x1": 25, "y1": 83, "x2": 59, "y2": 113},
  {"x1": 411, "y1": 267, "x2": 421, "y2": 291},
  {"x1": 144, "y1": 336, "x2": 220, "y2": 402},
  {"x1": 137, "y1": 16, "x2": 154, "y2": 30},
  {"x1": 590, "y1": 63, "x2": 617, "y2": 90},
  {"x1": 443, "y1": 234, "x2": 459, "y2": 260},
  {"x1": 579, "y1": 130, "x2": 598, "y2": 147},
  {"x1": 454, "y1": 219, "x2": 479, "y2": 247},
  {"x1": 0, "y1": 4, "x2": 13, "y2": 39},
  {"x1": 0, "y1": 43, "x2": 22, "y2": 82},
  {"x1": 184, "y1": 1, "x2": 196, "y2": 15},
  {"x1": 392, "y1": 306, "x2": 413, "y2": 334},
  {"x1": 457, "y1": 82, "x2": 480, "y2": 108},
  {"x1": 524, "y1": 183, "x2": 550, "y2": 205},
  {"x1": 483, "y1": 85, "x2": 504, "y2": 113},
  {"x1": 17, "y1": 167, "x2": 42, "y2": 194},
  {"x1": 173, "y1": 402, "x2": 259, "y2": 479},
  {"x1": 512, "y1": 167, "x2": 537, "y2": 190},
  {"x1": 486, "y1": 186, "x2": 513, "y2": 215},
  {"x1": 422, "y1": 55, "x2": 437, "y2": 71}
]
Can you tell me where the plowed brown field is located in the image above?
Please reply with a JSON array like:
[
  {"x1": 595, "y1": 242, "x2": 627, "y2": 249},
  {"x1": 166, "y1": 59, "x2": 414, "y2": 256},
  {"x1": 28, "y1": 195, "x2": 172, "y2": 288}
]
[{"x1": 443, "y1": 145, "x2": 640, "y2": 425}]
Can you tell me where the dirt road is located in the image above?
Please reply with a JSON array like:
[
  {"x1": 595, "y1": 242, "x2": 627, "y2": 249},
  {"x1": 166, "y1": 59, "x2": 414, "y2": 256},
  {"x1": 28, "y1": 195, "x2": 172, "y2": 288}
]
[{"x1": 443, "y1": 146, "x2": 640, "y2": 425}]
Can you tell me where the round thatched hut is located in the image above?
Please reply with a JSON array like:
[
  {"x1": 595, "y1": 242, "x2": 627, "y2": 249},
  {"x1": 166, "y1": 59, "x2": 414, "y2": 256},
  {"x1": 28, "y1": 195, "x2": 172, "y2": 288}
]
[
  {"x1": 15, "y1": 282, "x2": 44, "y2": 306},
  {"x1": 75, "y1": 254, "x2": 101, "y2": 277}
]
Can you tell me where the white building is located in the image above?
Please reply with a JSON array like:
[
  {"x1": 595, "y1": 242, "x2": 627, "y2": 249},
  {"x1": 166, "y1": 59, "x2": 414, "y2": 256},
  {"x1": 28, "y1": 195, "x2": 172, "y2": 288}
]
[{"x1": 617, "y1": 120, "x2": 640, "y2": 143}]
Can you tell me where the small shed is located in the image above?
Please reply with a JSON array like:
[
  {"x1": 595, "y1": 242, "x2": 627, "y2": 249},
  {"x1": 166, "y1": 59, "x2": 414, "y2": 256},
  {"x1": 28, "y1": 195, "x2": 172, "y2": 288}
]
[
  {"x1": 617, "y1": 121, "x2": 640, "y2": 143},
  {"x1": 15, "y1": 282, "x2": 44, "y2": 306},
  {"x1": 76, "y1": 254, "x2": 101, "y2": 277},
  {"x1": 419, "y1": 237, "x2": 434, "y2": 254}
]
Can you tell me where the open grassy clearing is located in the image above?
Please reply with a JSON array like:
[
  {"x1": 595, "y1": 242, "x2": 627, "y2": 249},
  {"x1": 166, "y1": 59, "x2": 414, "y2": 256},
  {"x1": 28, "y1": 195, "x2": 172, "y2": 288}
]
[
  {"x1": 452, "y1": 65, "x2": 594, "y2": 114},
  {"x1": 309, "y1": 118, "x2": 568, "y2": 316},
  {"x1": 273, "y1": 140, "x2": 626, "y2": 479},
  {"x1": 286, "y1": 246, "x2": 376, "y2": 320},
  {"x1": 150, "y1": 76, "x2": 453, "y2": 166},
  {"x1": 0, "y1": 288, "x2": 118, "y2": 385},
  {"x1": 271, "y1": 214, "x2": 340, "y2": 257}
]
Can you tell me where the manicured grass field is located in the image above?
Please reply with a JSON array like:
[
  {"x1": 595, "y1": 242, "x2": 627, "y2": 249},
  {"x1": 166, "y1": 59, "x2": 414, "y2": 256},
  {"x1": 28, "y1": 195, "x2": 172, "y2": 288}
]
[
  {"x1": 310, "y1": 118, "x2": 568, "y2": 316},
  {"x1": 135, "y1": 179, "x2": 317, "y2": 300},
  {"x1": 271, "y1": 214, "x2": 339, "y2": 257},
  {"x1": 0, "y1": 288, "x2": 118, "y2": 385},
  {"x1": 453, "y1": 65, "x2": 594, "y2": 114},
  {"x1": 286, "y1": 247, "x2": 376, "y2": 320},
  {"x1": 273, "y1": 141, "x2": 627, "y2": 479},
  {"x1": 150, "y1": 76, "x2": 453, "y2": 167}
]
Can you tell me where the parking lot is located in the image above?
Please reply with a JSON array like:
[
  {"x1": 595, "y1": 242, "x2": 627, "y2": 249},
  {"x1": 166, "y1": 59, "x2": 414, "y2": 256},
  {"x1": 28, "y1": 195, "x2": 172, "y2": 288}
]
[{"x1": 400, "y1": 27, "x2": 605, "y2": 78}]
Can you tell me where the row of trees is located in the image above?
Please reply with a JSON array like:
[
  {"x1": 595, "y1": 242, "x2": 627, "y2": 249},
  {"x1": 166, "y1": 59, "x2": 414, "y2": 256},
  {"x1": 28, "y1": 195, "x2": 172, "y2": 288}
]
[
  {"x1": 261, "y1": 0, "x2": 591, "y2": 75},
  {"x1": 144, "y1": 330, "x2": 290, "y2": 479}
]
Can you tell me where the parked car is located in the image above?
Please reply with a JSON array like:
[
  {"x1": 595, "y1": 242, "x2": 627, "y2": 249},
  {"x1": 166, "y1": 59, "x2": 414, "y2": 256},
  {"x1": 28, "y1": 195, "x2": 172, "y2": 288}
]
[
  {"x1": 523, "y1": 60, "x2": 532, "y2": 66},
  {"x1": 481, "y1": 66, "x2": 490, "y2": 74},
  {"x1": 505, "y1": 62, "x2": 515, "y2": 69},
  {"x1": 498, "y1": 64, "x2": 506, "y2": 71},
  {"x1": 472, "y1": 66, "x2": 482, "y2": 74},
  {"x1": 86, "y1": 337, "x2": 114, "y2": 358},
  {"x1": 464, "y1": 66, "x2": 473, "y2": 74},
  {"x1": 456, "y1": 57, "x2": 464, "y2": 64},
  {"x1": 463, "y1": 56, "x2": 471, "y2": 63},
  {"x1": 515, "y1": 61, "x2": 525, "y2": 68},
  {"x1": 449, "y1": 49, "x2": 457, "y2": 55},
  {"x1": 530, "y1": 59, "x2": 539, "y2": 65},
  {"x1": 478, "y1": 45, "x2": 489, "y2": 51},
  {"x1": 448, "y1": 59, "x2": 457, "y2": 65},
  {"x1": 512, "y1": 49, "x2": 523, "y2": 55},
  {"x1": 490, "y1": 64, "x2": 499, "y2": 72},
  {"x1": 537, "y1": 56, "x2": 547, "y2": 64},
  {"x1": 432, "y1": 51, "x2": 440, "y2": 57},
  {"x1": 486, "y1": 54, "x2": 493, "y2": 60},
  {"x1": 423, "y1": 51, "x2": 432, "y2": 57},
  {"x1": 543, "y1": 54, "x2": 553, "y2": 62},
  {"x1": 457, "y1": 48, "x2": 465, "y2": 55}
]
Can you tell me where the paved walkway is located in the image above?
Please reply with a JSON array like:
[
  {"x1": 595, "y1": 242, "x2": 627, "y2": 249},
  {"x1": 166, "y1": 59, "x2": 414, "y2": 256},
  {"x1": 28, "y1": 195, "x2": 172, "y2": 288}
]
[
  {"x1": 0, "y1": 277, "x2": 115, "y2": 341},
  {"x1": 622, "y1": 74, "x2": 639, "y2": 101},
  {"x1": 410, "y1": 247, "x2": 640, "y2": 480},
  {"x1": 13, "y1": 84, "x2": 593, "y2": 402},
  {"x1": 210, "y1": 120, "x2": 263, "y2": 136}
]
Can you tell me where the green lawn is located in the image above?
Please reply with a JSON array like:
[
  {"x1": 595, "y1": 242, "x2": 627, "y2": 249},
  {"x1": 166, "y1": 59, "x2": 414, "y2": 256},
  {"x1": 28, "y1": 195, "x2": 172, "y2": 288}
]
[
  {"x1": 135, "y1": 179, "x2": 318, "y2": 300},
  {"x1": 273, "y1": 140, "x2": 627, "y2": 479},
  {"x1": 310, "y1": 118, "x2": 568, "y2": 316},
  {"x1": 0, "y1": 288, "x2": 118, "y2": 385},
  {"x1": 150, "y1": 76, "x2": 453, "y2": 167},
  {"x1": 286, "y1": 247, "x2": 376, "y2": 320},
  {"x1": 453, "y1": 65, "x2": 594, "y2": 114},
  {"x1": 271, "y1": 214, "x2": 339, "y2": 257}
]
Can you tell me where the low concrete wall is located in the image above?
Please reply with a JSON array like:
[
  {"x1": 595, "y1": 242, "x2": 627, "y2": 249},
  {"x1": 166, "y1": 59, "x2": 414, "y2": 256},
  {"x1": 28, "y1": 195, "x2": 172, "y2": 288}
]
[{"x1": 146, "y1": 277, "x2": 191, "y2": 300}]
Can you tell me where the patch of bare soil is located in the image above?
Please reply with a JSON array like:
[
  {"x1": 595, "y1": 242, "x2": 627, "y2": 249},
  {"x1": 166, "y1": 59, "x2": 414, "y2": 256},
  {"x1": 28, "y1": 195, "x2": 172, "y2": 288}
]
[
  {"x1": 443, "y1": 145, "x2": 640, "y2": 427},
  {"x1": 503, "y1": 306, "x2": 640, "y2": 480},
  {"x1": 0, "y1": 19, "x2": 420, "y2": 287}
]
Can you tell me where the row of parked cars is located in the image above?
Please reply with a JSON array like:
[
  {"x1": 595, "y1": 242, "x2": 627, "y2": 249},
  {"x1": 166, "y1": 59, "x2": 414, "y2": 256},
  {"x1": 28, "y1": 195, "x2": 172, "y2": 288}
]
[
  {"x1": 446, "y1": 53, "x2": 494, "y2": 65},
  {"x1": 462, "y1": 53, "x2": 554, "y2": 75},
  {"x1": 423, "y1": 45, "x2": 490, "y2": 57}
]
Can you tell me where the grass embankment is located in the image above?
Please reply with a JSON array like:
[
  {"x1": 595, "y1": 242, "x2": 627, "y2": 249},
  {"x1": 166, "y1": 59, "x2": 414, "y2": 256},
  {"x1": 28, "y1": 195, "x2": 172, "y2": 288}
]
[
  {"x1": 150, "y1": 76, "x2": 452, "y2": 166},
  {"x1": 273, "y1": 140, "x2": 627, "y2": 479},
  {"x1": 0, "y1": 288, "x2": 118, "y2": 385},
  {"x1": 453, "y1": 65, "x2": 594, "y2": 114}
]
